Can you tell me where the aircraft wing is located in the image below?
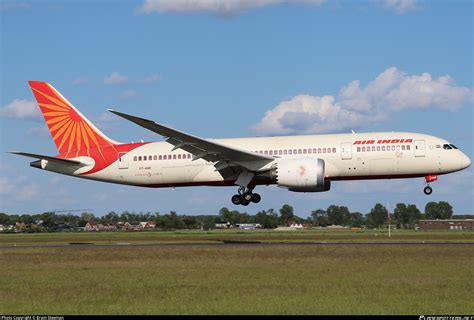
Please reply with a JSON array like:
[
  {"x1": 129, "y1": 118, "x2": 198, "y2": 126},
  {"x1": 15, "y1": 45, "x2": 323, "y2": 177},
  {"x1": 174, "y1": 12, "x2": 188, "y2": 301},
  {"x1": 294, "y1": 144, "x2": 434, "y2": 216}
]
[
  {"x1": 9, "y1": 151, "x2": 89, "y2": 166},
  {"x1": 108, "y1": 109, "x2": 274, "y2": 165}
]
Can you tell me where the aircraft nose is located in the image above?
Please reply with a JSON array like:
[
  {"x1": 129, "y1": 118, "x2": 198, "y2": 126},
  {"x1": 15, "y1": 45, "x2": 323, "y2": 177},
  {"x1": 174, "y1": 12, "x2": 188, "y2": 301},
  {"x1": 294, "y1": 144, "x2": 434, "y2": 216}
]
[{"x1": 461, "y1": 153, "x2": 471, "y2": 169}]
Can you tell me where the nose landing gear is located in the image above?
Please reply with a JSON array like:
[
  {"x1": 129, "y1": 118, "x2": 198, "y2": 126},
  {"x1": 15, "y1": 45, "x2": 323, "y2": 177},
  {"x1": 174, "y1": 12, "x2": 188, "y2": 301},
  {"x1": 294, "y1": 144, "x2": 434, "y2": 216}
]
[
  {"x1": 231, "y1": 186, "x2": 261, "y2": 206},
  {"x1": 423, "y1": 175, "x2": 437, "y2": 195}
]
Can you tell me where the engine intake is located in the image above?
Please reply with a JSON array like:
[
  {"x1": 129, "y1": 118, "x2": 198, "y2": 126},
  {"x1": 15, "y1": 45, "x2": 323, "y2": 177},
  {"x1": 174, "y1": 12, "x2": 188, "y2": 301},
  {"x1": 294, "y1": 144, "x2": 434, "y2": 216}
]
[{"x1": 275, "y1": 158, "x2": 330, "y2": 192}]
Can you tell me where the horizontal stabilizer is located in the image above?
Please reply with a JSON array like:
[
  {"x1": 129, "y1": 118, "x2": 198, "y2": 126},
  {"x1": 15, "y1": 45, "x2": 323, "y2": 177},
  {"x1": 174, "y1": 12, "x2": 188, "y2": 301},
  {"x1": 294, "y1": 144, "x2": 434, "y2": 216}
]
[{"x1": 9, "y1": 151, "x2": 88, "y2": 166}]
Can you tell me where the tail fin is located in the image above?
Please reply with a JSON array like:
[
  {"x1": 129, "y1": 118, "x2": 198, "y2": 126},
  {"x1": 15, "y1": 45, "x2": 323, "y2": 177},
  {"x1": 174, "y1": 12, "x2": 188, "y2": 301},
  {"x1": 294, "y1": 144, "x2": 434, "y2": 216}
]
[{"x1": 28, "y1": 81, "x2": 117, "y2": 158}]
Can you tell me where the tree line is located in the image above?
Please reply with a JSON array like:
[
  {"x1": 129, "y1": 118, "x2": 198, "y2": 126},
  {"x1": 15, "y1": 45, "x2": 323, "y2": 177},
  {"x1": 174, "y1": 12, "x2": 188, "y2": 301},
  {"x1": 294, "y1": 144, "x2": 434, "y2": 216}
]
[{"x1": 0, "y1": 201, "x2": 463, "y2": 232}]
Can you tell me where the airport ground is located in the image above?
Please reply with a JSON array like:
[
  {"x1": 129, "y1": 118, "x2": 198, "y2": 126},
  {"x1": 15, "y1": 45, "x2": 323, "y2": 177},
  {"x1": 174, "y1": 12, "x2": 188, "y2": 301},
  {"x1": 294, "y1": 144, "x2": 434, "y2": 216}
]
[{"x1": 0, "y1": 229, "x2": 472, "y2": 315}]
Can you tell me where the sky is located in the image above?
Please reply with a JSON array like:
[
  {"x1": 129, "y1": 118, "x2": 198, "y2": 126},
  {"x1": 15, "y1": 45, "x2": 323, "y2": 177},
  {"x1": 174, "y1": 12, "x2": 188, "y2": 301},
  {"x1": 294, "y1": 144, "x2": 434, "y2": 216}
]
[{"x1": 0, "y1": 0, "x2": 472, "y2": 217}]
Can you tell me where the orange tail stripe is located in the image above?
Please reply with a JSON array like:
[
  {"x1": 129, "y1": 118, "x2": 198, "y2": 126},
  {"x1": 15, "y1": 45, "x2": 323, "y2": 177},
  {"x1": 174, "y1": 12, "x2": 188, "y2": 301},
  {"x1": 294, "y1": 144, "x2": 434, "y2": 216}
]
[
  {"x1": 46, "y1": 115, "x2": 69, "y2": 125},
  {"x1": 49, "y1": 117, "x2": 71, "y2": 133},
  {"x1": 32, "y1": 87, "x2": 71, "y2": 110},
  {"x1": 76, "y1": 124, "x2": 82, "y2": 152},
  {"x1": 38, "y1": 103, "x2": 69, "y2": 112},
  {"x1": 57, "y1": 121, "x2": 74, "y2": 151},
  {"x1": 79, "y1": 122, "x2": 90, "y2": 150},
  {"x1": 67, "y1": 122, "x2": 78, "y2": 154},
  {"x1": 43, "y1": 111, "x2": 70, "y2": 117},
  {"x1": 52, "y1": 119, "x2": 72, "y2": 141}
]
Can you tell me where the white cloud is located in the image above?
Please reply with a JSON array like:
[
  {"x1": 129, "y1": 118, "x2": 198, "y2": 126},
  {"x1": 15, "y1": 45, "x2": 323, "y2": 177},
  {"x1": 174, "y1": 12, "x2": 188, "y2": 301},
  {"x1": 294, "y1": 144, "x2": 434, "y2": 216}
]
[
  {"x1": 0, "y1": 0, "x2": 31, "y2": 11},
  {"x1": 0, "y1": 177, "x2": 14, "y2": 194},
  {"x1": 104, "y1": 72, "x2": 128, "y2": 85},
  {"x1": 94, "y1": 112, "x2": 122, "y2": 131},
  {"x1": 27, "y1": 126, "x2": 50, "y2": 137},
  {"x1": 383, "y1": 0, "x2": 417, "y2": 14},
  {"x1": 139, "y1": 74, "x2": 160, "y2": 84},
  {"x1": 121, "y1": 89, "x2": 138, "y2": 98},
  {"x1": 72, "y1": 76, "x2": 89, "y2": 85},
  {"x1": 137, "y1": 0, "x2": 324, "y2": 16},
  {"x1": 0, "y1": 99, "x2": 41, "y2": 120},
  {"x1": 0, "y1": 176, "x2": 39, "y2": 201},
  {"x1": 253, "y1": 67, "x2": 472, "y2": 135}
]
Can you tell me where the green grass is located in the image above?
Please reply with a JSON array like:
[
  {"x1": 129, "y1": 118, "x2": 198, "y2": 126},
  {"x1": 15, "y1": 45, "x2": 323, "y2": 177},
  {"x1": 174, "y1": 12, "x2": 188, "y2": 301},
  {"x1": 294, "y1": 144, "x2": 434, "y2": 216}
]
[
  {"x1": 1, "y1": 229, "x2": 473, "y2": 246},
  {"x1": 0, "y1": 245, "x2": 472, "y2": 314},
  {"x1": 0, "y1": 231, "x2": 473, "y2": 315}
]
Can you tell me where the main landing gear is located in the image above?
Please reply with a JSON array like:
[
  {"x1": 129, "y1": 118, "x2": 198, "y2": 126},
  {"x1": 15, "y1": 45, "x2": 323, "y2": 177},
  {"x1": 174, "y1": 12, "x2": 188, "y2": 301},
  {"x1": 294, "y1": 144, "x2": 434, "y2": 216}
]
[
  {"x1": 231, "y1": 186, "x2": 261, "y2": 206},
  {"x1": 423, "y1": 175, "x2": 437, "y2": 195}
]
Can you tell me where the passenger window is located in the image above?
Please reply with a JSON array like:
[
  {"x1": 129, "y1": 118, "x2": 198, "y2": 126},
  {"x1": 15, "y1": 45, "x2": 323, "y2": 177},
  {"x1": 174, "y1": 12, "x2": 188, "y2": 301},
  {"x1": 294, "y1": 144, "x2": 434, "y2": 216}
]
[
  {"x1": 283, "y1": 150, "x2": 287, "y2": 155},
  {"x1": 308, "y1": 149, "x2": 312, "y2": 154},
  {"x1": 313, "y1": 148, "x2": 317, "y2": 153},
  {"x1": 159, "y1": 155, "x2": 162, "y2": 160},
  {"x1": 401, "y1": 145, "x2": 405, "y2": 151},
  {"x1": 288, "y1": 150, "x2": 293, "y2": 155},
  {"x1": 298, "y1": 149, "x2": 302, "y2": 154},
  {"x1": 279, "y1": 150, "x2": 283, "y2": 155},
  {"x1": 154, "y1": 155, "x2": 157, "y2": 160},
  {"x1": 178, "y1": 154, "x2": 181, "y2": 159},
  {"x1": 303, "y1": 149, "x2": 307, "y2": 154},
  {"x1": 362, "y1": 147, "x2": 365, "y2": 152},
  {"x1": 269, "y1": 150, "x2": 273, "y2": 155},
  {"x1": 396, "y1": 145, "x2": 400, "y2": 151},
  {"x1": 357, "y1": 147, "x2": 361, "y2": 152},
  {"x1": 332, "y1": 148, "x2": 336, "y2": 153},
  {"x1": 138, "y1": 156, "x2": 142, "y2": 161},
  {"x1": 372, "y1": 146, "x2": 376, "y2": 152},
  {"x1": 382, "y1": 146, "x2": 385, "y2": 151},
  {"x1": 377, "y1": 146, "x2": 380, "y2": 151},
  {"x1": 323, "y1": 148, "x2": 326, "y2": 153},
  {"x1": 133, "y1": 156, "x2": 137, "y2": 161},
  {"x1": 173, "y1": 155, "x2": 177, "y2": 159},
  {"x1": 407, "y1": 145, "x2": 410, "y2": 150}
]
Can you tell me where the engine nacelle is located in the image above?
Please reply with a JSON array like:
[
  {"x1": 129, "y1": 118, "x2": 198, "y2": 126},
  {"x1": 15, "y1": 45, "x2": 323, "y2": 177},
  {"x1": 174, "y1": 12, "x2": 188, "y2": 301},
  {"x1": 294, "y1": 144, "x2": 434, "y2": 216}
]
[{"x1": 275, "y1": 158, "x2": 330, "y2": 192}]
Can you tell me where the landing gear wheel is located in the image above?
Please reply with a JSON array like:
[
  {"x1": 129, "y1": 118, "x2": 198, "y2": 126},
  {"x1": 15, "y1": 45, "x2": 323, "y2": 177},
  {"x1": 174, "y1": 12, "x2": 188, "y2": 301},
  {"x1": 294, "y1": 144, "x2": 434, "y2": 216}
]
[
  {"x1": 251, "y1": 193, "x2": 261, "y2": 203},
  {"x1": 231, "y1": 194, "x2": 243, "y2": 205},
  {"x1": 241, "y1": 199, "x2": 250, "y2": 206},
  {"x1": 230, "y1": 186, "x2": 261, "y2": 205},
  {"x1": 243, "y1": 192, "x2": 253, "y2": 202},
  {"x1": 423, "y1": 186, "x2": 433, "y2": 195}
]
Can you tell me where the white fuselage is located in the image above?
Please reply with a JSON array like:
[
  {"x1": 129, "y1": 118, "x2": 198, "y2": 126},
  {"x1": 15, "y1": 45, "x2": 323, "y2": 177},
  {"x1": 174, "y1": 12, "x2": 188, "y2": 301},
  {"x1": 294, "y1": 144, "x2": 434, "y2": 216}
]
[{"x1": 61, "y1": 131, "x2": 470, "y2": 188}]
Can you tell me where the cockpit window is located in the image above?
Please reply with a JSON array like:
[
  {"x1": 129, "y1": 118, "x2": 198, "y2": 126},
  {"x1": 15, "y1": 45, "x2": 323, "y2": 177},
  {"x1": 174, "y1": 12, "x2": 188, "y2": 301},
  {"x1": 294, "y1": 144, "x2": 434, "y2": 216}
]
[
  {"x1": 449, "y1": 144, "x2": 458, "y2": 149},
  {"x1": 443, "y1": 144, "x2": 453, "y2": 150}
]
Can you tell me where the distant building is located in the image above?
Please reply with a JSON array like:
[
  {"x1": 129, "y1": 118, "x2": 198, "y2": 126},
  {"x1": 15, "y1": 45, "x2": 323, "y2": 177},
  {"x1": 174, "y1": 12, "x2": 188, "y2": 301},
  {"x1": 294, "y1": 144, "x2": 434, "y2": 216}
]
[
  {"x1": 419, "y1": 219, "x2": 474, "y2": 231},
  {"x1": 215, "y1": 222, "x2": 232, "y2": 229},
  {"x1": 84, "y1": 222, "x2": 99, "y2": 231},
  {"x1": 122, "y1": 222, "x2": 142, "y2": 231},
  {"x1": 289, "y1": 223, "x2": 304, "y2": 229},
  {"x1": 236, "y1": 223, "x2": 261, "y2": 230},
  {"x1": 84, "y1": 222, "x2": 117, "y2": 232}
]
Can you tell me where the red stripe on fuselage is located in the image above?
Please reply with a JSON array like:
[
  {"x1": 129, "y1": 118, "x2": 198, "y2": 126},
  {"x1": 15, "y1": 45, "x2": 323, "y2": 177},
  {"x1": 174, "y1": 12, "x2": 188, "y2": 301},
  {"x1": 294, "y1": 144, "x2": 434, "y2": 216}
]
[{"x1": 61, "y1": 142, "x2": 149, "y2": 175}]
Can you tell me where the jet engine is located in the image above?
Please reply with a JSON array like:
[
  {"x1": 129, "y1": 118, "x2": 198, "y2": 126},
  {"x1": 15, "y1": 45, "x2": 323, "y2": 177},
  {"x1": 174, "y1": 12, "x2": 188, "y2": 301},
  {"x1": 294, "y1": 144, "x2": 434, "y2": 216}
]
[{"x1": 274, "y1": 158, "x2": 330, "y2": 192}]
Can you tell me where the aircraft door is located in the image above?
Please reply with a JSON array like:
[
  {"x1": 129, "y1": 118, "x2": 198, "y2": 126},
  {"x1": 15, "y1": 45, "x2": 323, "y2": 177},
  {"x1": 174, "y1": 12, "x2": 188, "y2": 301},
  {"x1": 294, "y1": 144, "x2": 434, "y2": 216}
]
[
  {"x1": 414, "y1": 140, "x2": 426, "y2": 157},
  {"x1": 341, "y1": 142, "x2": 352, "y2": 160},
  {"x1": 118, "y1": 152, "x2": 129, "y2": 169}
]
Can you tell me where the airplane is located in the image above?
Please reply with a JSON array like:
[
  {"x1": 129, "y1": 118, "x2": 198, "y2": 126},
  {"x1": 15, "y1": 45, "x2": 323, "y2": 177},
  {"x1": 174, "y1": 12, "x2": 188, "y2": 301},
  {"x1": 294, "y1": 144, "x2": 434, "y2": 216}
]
[{"x1": 10, "y1": 81, "x2": 471, "y2": 206}]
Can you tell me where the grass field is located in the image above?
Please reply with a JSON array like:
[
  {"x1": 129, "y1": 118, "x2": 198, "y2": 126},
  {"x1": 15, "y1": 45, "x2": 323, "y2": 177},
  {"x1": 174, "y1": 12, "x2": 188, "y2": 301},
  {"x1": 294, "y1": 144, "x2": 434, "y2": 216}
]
[
  {"x1": 0, "y1": 230, "x2": 473, "y2": 315},
  {"x1": 0, "y1": 229, "x2": 473, "y2": 246}
]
